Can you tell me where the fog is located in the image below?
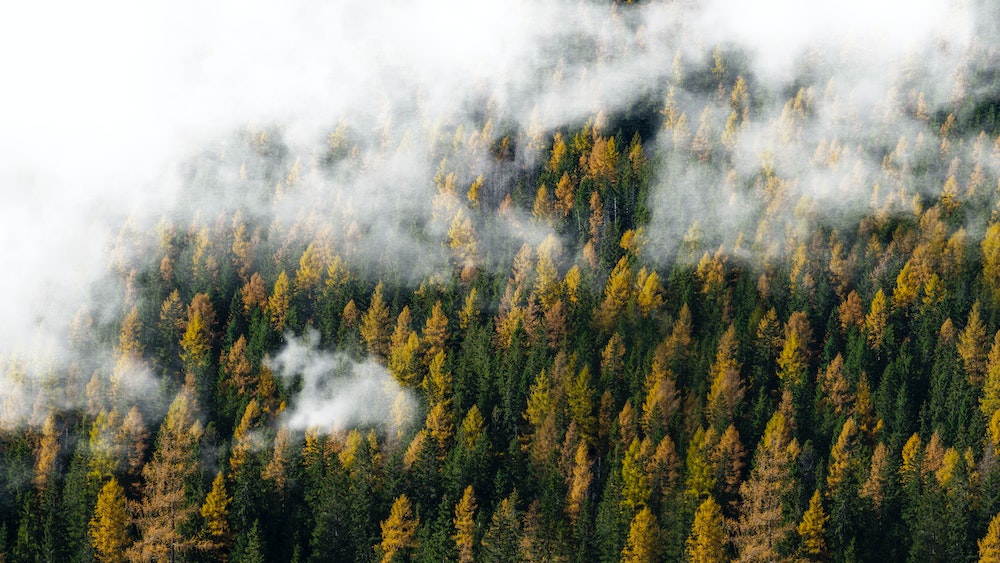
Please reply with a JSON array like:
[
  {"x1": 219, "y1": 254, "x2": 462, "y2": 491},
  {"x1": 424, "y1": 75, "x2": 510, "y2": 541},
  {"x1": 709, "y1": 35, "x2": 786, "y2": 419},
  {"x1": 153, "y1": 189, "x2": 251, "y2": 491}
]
[{"x1": 0, "y1": 0, "x2": 990, "y2": 428}]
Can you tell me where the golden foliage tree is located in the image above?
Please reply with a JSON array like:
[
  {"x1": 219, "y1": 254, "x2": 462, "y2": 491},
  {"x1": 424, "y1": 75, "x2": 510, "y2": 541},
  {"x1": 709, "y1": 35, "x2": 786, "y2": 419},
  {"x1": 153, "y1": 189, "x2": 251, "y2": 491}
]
[
  {"x1": 621, "y1": 507, "x2": 660, "y2": 563},
  {"x1": 33, "y1": 413, "x2": 60, "y2": 491},
  {"x1": 90, "y1": 477, "x2": 130, "y2": 563},
  {"x1": 734, "y1": 411, "x2": 800, "y2": 562},
  {"x1": 707, "y1": 325, "x2": 744, "y2": 429},
  {"x1": 378, "y1": 494, "x2": 419, "y2": 563},
  {"x1": 983, "y1": 331, "x2": 1000, "y2": 421},
  {"x1": 566, "y1": 442, "x2": 593, "y2": 525},
  {"x1": 980, "y1": 512, "x2": 1000, "y2": 563},
  {"x1": 983, "y1": 221, "x2": 1000, "y2": 305},
  {"x1": 361, "y1": 283, "x2": 391, "y2": 361},
  {"x1": 453, "y1": 485, "x2": 477, "y2": 563},
  {"x1": 421, "y1": 301, "x2": 450, "y2": 366},
  {"x1": 865, "y1": 289, "x2": 888, "y2": 350},
  {"x1": 199, "y1": 471, "x2": 232, "y2": 559},
  {"x1": 267, "y1": 271, "x2": 291, "y2": 333},
  {"x1": 686, "y1": 496, "x2": 728, "y2": 563},
  {"x1": 798, "y1": 489, "x2": 829, "y2": 560},
  {"x1": 958, "y1": 302, "x2": 989, "y2": 386},
  {"x1": 128, "y1": 385, "x2": 203, "y2": 563}
]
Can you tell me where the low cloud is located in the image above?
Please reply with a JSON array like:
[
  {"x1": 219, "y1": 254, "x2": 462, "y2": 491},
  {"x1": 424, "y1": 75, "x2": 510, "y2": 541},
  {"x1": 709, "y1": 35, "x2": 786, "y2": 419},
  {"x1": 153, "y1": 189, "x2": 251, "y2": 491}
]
[{"x1": 268, "y1": 330, "x2": 416, "y2": 433}]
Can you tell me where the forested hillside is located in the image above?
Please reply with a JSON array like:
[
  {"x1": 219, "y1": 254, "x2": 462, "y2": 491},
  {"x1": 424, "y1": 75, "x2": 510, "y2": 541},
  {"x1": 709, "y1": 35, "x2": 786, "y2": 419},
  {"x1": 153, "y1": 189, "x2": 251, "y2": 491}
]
[{"x1": 6, "y1": 1, "x2": 1000, "y2": 562}]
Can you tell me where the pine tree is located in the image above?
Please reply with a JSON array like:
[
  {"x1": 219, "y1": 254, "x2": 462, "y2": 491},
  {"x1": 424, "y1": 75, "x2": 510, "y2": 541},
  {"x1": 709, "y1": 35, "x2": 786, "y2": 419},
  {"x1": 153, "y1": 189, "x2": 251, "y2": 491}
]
[{"x1": 481, "y1": 491, "x2": 522, "y2": 563}]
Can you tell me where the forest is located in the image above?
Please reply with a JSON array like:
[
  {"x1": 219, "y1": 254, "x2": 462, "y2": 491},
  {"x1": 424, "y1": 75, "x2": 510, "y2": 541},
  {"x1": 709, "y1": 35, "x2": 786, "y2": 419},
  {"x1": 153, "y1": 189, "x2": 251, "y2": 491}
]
[{"x1": 6, "y1": 1, "x2": 1000, "y2": 562}]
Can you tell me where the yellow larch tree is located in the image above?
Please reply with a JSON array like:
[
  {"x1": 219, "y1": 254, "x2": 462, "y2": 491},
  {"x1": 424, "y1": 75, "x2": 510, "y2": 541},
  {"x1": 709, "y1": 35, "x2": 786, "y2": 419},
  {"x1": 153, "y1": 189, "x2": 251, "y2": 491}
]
[
  {"x1": 378, "y1": 494, "x2": 419, "y2": 563},
  {"x1": 982, "y1": 331, "x2": 1000, "y2": 421},
  {"x1": 199, "y1": 471, "x2": 232, "y2": 559},
  {"x1": 958, "y1": 302, "x2": 989, "y2": 386},
  {"x1": 267, "y1": 271, "x2": 291, "y2": 333},
  {"x1": 982, "y1": 221, "x2": 1000, "y2": 305},
  {"x1": 33, "y1": 413, "x2": 60, "y2": 491},
  {"x1": 865, "y1": 289, "x2": 888, "y2": 350},
  {"x1": 707, "y1": 325, "x2": 744, "y2": 430},
  {"x1": 360, "y1": 283, "x2": 391, "y2": 361},
  {"x1": 980, "y1": 512, "x2": 1000, "y2": 563},
  {"x1": 686, "y1": 496, "x2": 728, "y2": 563},
  {"x1": 798, "y1": 489, "x2": 829, "y2": 560},
  {"x1": 90, "y1": 477, "x2": 130, "y2": 563},
  {"x1": 566, "y1": 442, "x2": 593, "y2": 525},
  {"x1": 128, "y1": 384, "x2": 203, "y2": 563},
  {"x1": 733, "y1": 411, "x2": 800, "y2": 562},
  {"x1": 596, "y1": 257, "x2": 633, "y2": 331},
  {"x1": 621, "y1": 507, "x2": 660, "y2": 563},
  {"x1": 453, "y1": 485, "x2": 477, "y2": 563},
  {"x1": 421, "y1": 301, "x2": 449, "y2": 367}
]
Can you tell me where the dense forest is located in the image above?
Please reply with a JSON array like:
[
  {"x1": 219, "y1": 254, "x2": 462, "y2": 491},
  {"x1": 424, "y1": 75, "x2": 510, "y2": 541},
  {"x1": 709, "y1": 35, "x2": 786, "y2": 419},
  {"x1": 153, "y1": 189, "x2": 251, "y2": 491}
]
[{"x1": 7, "y1": 1, "x2": 1000, "y2": 562}]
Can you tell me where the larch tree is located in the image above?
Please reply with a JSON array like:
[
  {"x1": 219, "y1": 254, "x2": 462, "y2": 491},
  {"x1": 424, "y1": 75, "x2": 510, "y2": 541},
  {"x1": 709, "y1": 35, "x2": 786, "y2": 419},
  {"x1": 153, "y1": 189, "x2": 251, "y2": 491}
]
[
  {"x1": 707, "y1": 325, "x2": 744, "y2": 430},
  {"x1": 621, "y1": 507, "x2": 660, "y2": 563},
  {"x1": 958, "y1": 302, "x2": 989, "y2": 386},
  {"x1": 636, "y1": 268, "x2": 665, "y2": 317},
  {"x1": 686, "y1": 496, "x2": 728, "y2": 563},
  {"x1": 361, "y1": 283, "x2": 391, "y2": 361},
  {"x1": 199, "y1": 471, "x2": 232, "y2": 560},
  {"x1": 981, "y1": 331, "x2": 1000, "y2": 420},
  {"x1": 378, "y1": 494, "x2": 419, "y2": 563},
  {"x1": 980, "y1": 512, "x2": 1000, "y2": 563},
  {"x1": 453, "y1": 485, "x2": 477, "y2": 563},
  {"x1": 621, "y1": 438, "x2": 652, "y2": 513},
  {"x1": 421, "y1": 301, "x2": 450, "y2": 367},
  {"x1": 733, "y1": 411, "x2": 800, "y2": 562},
  {"x1": 982, "y1": 221, "x2": 1000, "y2": 305},
  {"x1": 798, "y1": 489, "x2": 829, "y2": 561},
  {"x1": 128, "y1": 385, "x2": 203, "y2": 563},
  {"x1": 180, "y1": 312, "x2": 211, "y2": 374},
  {"x1": 566, "y1": 442, "x2": 593, "y2": 525},
  {"x1": 33, "y1": 413, "x2": 60, "y2": 491},
  {"x1": 865, "y1": 289, "x2": 889, "y2": 350},
  {"x1": 90, "y1": 477, "x2": 130, "y2": 563}
]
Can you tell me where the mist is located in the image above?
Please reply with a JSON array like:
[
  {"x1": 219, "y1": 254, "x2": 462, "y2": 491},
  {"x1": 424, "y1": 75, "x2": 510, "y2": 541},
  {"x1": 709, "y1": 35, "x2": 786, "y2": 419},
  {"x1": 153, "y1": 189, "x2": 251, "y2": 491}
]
[
  {"x1": 268, "y1": 330, "x2": 416, "y2": 432},
  {"x1": 0, "y1": 0, "x2": 995, "y2": 427}
]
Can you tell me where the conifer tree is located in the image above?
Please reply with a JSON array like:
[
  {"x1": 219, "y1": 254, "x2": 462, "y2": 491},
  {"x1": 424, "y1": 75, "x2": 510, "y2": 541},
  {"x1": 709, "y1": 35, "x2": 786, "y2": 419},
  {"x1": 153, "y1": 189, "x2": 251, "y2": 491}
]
[
  {"x1": 798, "y1": 489, "x2": 829, "y2": 560},
  {"x1": 199, "y1": 471, "x2": 232, "y2": 560},
  {"x1": 980, "y1": 512, "x2": 1000, "y2": 563},
  {"x1": 687, "y1": 496, "x2": 728, "y2": 563},
  {"x1": 621, "y1": 507, "x2": 660, "y2": 563},
  {"x1": 361, "y1": 283, "x2": 391, "y2": 361},
  {"x1": 453, "y1": 485, "x2": 477, "y2": 563},
  {"x1": 90, "y1": 477, "x2": 130, "y2": 563},
  {"x1": 378, "y1": 494, "x2": 419, "y2": 563}
]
